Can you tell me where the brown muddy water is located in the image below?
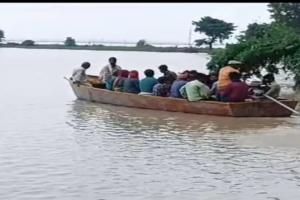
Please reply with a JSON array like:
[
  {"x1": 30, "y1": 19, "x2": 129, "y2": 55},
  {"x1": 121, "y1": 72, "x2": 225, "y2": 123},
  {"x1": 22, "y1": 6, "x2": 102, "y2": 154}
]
[{"x1": 0, "y1": 48, "x2": 300, "y2": 200}]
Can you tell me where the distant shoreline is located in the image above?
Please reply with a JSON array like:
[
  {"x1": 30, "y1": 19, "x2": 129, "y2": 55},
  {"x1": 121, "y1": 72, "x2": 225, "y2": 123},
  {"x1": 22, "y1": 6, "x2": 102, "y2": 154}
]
[{"x1": 0, "y1": 43, "x2": 216, "y2": 53}]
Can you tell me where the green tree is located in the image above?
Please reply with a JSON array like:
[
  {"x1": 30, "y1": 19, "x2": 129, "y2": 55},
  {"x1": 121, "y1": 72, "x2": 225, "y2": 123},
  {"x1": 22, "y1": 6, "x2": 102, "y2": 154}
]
[
  {"x1": 207, "y1": 4, "x2": 300, "y2": 90},
  {"x1": 238, "y1": 23, "x2": 270, "y2": 41},
  {"x1": 192, "y1": 16, "x2": 236, "y2": 50},
  {"x1": 207, "y1": 23, "x2": 300, "y2": 88},
  {"x1": 0, "y1": 29, "x2": 4, "y2": 42},
  {"x1": 136, "y1": 39, "x2": 147, "y2": 47},
  {"x1": 64, "y1": 37, "x2": 76, "y2": 46},
  {"x1": 268, "y1": 3, "x2": 300, "y2": 88},
  {"x1": 268, "y1": 3, "x2": 300, "y2": 32}
]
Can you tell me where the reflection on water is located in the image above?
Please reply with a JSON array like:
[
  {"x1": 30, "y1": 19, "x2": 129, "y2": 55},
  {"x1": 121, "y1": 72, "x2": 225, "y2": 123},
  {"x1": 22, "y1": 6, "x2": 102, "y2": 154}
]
[
  {"x1": 63, "y1": 100, "x2": 300, "y2": 200},
  {"x1": 68, "y1": 99, "x2": 297, "y2": 134}
]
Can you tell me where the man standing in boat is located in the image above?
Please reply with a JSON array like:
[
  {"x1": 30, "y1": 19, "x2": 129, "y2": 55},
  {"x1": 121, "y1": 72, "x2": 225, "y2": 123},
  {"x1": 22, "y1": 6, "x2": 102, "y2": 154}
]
[{"x1": 99, "y1": 57, "x2": 122, "y2": 83}]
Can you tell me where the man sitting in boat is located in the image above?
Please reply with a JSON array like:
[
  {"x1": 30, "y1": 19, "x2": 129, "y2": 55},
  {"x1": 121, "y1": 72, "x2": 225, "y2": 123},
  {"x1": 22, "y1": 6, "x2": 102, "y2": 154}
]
[
  {"x1": 98, "y1": 57, "x2": 122, "y2": 83},
  {"x1": 123, "y1": 70, "x2": 141, "y2": 94},
  {"x1": 139, "y1": 69, "x2": 158, "y2": 96},
  {"x1": 247, "y1": 81, "x2": 263, "y2": 100},
  {"x1": 112, "y1": 70, "x2": 129, "y2": 92},
  {"x1": 105, "y1": 70, "x2": 120, "y2": 91},
  {"x1": 207, "y1": 71, "x2": 219, "y2": 99},
  {"x1": 71, "y1": 62, "x2": 91, "y2": 86},
  {"x1": 187, "y1": 70, "x2": 198, "y2": 81},
  {"x1": 207, "y1": 71, "x2": 218, "y2": 88},
  {"x1": 152, "y1": 76, "x2": 171, "y2": 97},
  {"x1": 158, "y1": 64, "x2": 177, "y2": 84},
  {"x1": 262, "y1": 73, "x2": 281, "y2": 98},
  {"x1": 217, "y1": 60, "x2": 243, "y2": 100},
  {"x1": 170, "y1": 71, "x2": 189, "y2": 98},
  {"x1": 221, "y1": 72, "x2": 249, "y2": 102},
  {"x1": 179, "y1": 72, "x2": 210, "y2": 101}
]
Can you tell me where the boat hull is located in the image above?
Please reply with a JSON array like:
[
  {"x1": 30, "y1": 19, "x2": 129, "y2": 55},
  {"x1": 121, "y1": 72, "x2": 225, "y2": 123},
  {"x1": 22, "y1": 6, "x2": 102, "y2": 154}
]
[{"x1": 67, "y1": 79, "x2": 298, "y2": 117}]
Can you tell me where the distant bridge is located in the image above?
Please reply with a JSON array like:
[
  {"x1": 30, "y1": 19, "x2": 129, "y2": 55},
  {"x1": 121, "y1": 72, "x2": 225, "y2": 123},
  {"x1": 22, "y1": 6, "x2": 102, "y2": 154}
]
[
  {"x1": 4, "y1": 39, "x2": 224, "y2": 47},
  {"x1": 5, "y1": 39, "x2": 190, "y2": 46}
]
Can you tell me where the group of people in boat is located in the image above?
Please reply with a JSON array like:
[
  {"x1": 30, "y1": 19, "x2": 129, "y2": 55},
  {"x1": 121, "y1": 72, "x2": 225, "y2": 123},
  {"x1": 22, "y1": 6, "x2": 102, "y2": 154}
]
[{"x1": 71, "y1": 57, "x2": 281, "y2": 102}]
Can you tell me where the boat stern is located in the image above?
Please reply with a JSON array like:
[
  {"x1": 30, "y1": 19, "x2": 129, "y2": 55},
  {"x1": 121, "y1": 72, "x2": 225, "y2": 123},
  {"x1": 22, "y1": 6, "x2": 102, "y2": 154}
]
[{"x1": 228, "y1": 100, "x2": 298, "y2": 117}]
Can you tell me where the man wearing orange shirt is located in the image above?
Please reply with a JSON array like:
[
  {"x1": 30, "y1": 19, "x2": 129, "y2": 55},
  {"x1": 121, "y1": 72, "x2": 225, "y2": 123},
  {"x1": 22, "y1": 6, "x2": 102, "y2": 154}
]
[
  {"x1": 218, "y1": 60, "x2": 242, "y2": 90},
  {"x1": 217, "y1": 60, "x2": 243, "y2": 100}
]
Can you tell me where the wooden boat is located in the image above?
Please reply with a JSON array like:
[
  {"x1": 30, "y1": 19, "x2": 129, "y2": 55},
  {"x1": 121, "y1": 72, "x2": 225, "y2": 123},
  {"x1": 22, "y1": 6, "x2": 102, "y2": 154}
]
[{"x1": 66, "y1": 75, "x2": 298, "y2": 117}]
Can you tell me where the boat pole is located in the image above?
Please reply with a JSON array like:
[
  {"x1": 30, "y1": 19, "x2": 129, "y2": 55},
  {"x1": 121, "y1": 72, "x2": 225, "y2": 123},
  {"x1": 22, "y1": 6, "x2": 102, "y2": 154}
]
[{"x1": 263, "y1": 94, "x2": 300, "y2": 116}]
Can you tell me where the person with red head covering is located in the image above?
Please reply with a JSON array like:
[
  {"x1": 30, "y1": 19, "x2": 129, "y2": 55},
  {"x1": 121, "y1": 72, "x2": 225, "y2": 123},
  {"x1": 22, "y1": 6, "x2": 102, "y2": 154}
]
[
  {"x1": 113, "y1": 70, "x2": 129, "y2": 92},
  {"x1": 129, "y1": 70, "x2": 139, "y2": 79},
  {"x1": 123, "y1": 70, "x2": 141, "y2": 94}
]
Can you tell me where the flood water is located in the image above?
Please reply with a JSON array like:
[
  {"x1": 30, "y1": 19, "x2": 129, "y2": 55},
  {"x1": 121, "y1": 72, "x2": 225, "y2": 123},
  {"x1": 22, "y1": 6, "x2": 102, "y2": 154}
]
[{"x1": 1, "y1": 48, "x2": 300, "y2": 200}]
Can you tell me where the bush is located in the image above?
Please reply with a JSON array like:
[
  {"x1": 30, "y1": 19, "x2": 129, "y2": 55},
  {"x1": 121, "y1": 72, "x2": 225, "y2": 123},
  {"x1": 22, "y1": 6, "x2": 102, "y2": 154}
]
[{"x1": 21, "y1": 40, "x2": 35, "y2": 46}]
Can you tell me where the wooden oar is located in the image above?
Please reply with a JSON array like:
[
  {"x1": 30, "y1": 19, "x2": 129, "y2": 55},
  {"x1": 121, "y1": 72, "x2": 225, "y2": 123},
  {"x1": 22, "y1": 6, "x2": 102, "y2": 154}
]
[{"x1": 263, "y1": 94, "x2": 300, "y2": 116}]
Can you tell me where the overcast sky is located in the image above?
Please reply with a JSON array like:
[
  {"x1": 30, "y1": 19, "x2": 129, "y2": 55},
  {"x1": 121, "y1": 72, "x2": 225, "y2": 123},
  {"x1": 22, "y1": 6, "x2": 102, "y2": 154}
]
[{"x1": 0, "y1": 3, "x2": 272, "y2": 44}]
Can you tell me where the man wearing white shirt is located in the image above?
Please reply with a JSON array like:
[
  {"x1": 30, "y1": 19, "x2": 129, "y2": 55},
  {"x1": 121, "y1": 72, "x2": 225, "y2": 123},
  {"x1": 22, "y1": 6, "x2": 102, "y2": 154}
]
[
  {"x1": 72, "y1": 62, "x2": 91, "y2": 85},
  {"x1": 99, "y1": 57, "x2": 122, "y2": 82}
]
